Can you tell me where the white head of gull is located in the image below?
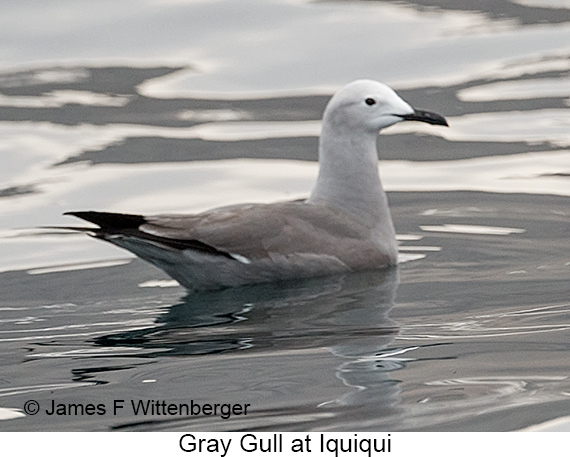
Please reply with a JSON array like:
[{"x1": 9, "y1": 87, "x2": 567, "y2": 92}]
[{"x1": 65, "y1": 79, "x2": 447, "y2": 291}]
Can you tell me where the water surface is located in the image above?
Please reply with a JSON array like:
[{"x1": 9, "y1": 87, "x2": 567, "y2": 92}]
[{"x1": 1, "y1": 0, "x2": 569, "y2": 431}]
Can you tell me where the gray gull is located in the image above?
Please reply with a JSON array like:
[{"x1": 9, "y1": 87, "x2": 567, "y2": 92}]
[{"x1": 65, "y1": 80, "x2": 448, "y2": 290}]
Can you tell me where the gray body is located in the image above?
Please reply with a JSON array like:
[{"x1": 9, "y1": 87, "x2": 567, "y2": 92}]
[{"x1": 106, "y1": 200, "x2": 397, "y2": 290}]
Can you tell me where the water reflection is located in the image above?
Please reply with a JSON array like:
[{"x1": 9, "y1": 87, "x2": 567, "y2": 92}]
[
  {"x1": 96, "y1": 269, "x2": 405, "y2": 419},
  {"x1": 96, "y1": 269, "x2": 399, "y2": 355}
]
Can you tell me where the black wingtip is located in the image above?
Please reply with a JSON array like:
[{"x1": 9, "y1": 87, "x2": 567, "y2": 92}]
[
  {"x1": 65, "y1": 211, "x2": 146, "y2": 230},
  {"x1": 63, "y1": 211, "x2": 238, "y2": 260}
]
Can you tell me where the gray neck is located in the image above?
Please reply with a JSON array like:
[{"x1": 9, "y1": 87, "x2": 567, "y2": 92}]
[{"x1": 308, "y1": 121, "x2": 393, "y2": 232}]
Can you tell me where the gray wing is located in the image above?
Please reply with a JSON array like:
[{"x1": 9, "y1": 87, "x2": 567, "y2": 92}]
[{"x1": 141, "y1": 200, "x2": 390, "y2": 269}]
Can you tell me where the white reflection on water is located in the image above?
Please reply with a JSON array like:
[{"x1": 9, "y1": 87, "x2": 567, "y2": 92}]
[
  {"x1": 398, "y1": 253, "x2": 426, "y2": 264},
  {"x1": 188, "y1": 121, "x2": 322, "y2": 140},
  {"x1": 419, "y1": 225, "x2": 525, "y2": 236},
  {"x1": 397, "y1": 246, "x2": 442, "y2": 251},
  {"x1": 138, "y1": 279, "x2": 181, "y2": 288},
  {"x1": 457, "y1": 78, "x2": 570, "y2": 101},
  {"x1": 0, "y1": 91, "x2": 131, "y2": 108},
  {"x1": 0, "y1": 323, "x2": 157, "y2": 343},
  {"x1": 399, "y1": 304, "x2": 570, "y2": 340},
  {"x1": 522, "y1": 415, "x2": 570, "y2": 432},
  {"x1": 390, "y1": 109, "x2": 570, "y2": 146},
  {"x1": 0, "y1": 68, "x2": 90, "y2": 87},
  {"x1": 381, "y1": 151, "x2": 570, "y2": 195},
  {"x1": 442, "y1": 54, "x2": 570, "y2": 87},
  {"x1": 0, "y1": 233, "x2": 128, "y2": 274},
  {"x1": 0, "y1": 408, "x2": 25, "y2": 421},
  {"x1": 27, "y1": 259, "x2": 132, "y2": 275},
  {"x1": 426, "y1": 376, "x2": 568, "y2": 395},
  {"x1": 512, "y1": 0, "x2": 570, "y2": 7}
]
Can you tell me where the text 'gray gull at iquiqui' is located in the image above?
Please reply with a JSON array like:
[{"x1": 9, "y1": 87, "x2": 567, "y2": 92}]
[{"x1": 63, "y1": 80, "x2": 448, "y2": 291}]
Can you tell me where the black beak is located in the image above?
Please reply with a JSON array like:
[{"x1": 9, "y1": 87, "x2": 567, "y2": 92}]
[{"x1": 397, "y1": 109, "x2": 448, "y2": 127}]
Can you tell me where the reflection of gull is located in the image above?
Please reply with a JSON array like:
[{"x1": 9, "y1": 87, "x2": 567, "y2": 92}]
[
  {"x1": 95, "y1": 269, "x2": 403, "y2": 430},
  {"x1": 63, "y1": 80, "x2": 447, "y2": 290},
  {"x1": 318, "y1": 269, "x2": 403, "y2": 423},
  {"x1": 96, "y1": 269, "x2": 399, "y2": 358}
]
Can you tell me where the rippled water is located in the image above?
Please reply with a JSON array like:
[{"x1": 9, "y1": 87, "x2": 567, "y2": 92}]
[{"x1": 1, "y1": 0, "x2": 569, "y2": 431}]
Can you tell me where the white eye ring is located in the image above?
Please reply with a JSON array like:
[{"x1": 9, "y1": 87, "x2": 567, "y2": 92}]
[{"x1": 365, "y1": 98, "x2": 376, "y2": 106}]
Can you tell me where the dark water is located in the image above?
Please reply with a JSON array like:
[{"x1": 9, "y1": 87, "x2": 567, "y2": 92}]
[{"x1": 1, "y1": 0, "x2": 569, "y2": 431}]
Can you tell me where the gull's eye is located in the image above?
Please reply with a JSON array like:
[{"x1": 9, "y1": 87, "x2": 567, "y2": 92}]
[{"x1": 365, "y1": 98, "x2": 376, "y2": 106}]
